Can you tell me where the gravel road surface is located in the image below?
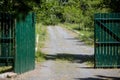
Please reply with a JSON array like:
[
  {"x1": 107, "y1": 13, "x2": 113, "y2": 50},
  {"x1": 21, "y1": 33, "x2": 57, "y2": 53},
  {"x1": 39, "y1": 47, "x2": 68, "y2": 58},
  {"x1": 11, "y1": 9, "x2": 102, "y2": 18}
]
[{"x1": 7, "y1": 26, "x2": 120, "y2": 80}]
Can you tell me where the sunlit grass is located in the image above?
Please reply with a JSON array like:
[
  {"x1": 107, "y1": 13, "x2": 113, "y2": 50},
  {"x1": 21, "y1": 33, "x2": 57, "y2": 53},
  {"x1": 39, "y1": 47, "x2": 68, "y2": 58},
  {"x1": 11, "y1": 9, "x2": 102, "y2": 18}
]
[
  {"x1": 78, "y1": 31, "x2": 94, "y2": 45},
  {"x1": 35, "y1": 23, "x2": 47, "y2": 62},
  {"x1": 36, "y1": 23, "x2": 47, "y2": 48},
  {"x1": 0, "y1": 66, "x2": 12, "y2": 73},
  {"x1": 35, "y1": 51, "x2": 46, "y2": 62}
]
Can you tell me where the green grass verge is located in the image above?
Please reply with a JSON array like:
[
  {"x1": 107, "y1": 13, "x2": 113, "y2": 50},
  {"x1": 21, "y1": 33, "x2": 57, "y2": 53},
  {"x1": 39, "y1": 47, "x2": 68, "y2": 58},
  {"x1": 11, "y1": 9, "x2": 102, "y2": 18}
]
[
  {"x1": 35, "y1": 23, "x2": 47, "y2": 62},
  {"x1": 36, "y1": 23, "x2": 47, "y2": 48},
  {"x1": 78, "y1": 31, "x2": 94, "y2": 45},
  {"x1": 35, "y1": 51, "x2": 46, "y2": 62}
]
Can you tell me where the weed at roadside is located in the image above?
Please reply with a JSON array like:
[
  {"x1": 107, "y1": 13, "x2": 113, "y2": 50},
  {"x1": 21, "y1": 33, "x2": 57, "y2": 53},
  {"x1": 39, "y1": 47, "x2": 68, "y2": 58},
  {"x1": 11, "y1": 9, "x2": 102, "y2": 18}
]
[{"x1": 35, "y1": 51, "x2": 46, "y2": 62}]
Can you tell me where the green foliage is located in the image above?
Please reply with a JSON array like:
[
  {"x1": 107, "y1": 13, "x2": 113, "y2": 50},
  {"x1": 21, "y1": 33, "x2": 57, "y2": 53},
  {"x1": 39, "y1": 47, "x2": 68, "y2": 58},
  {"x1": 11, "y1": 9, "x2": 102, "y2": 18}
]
[
  {"x1": 102, "y1": 0, "x2": 120, "y2": 12},
  {"x1": 36, "y1": 0, "x2": 118, "y2": 26},
  {"x1": 36, "y1": 0, "x2": 109, "y2": 25},
  {"x1": 1, "y1": 0, "x2": 119, "y2": 25},
  {"x1": 36, "y1": 0, "x2": 62, "y2": 25},
  {"x1": 1, "y1": 0, "x2": 119, "y2": 22},
  {"x1": 63, "y1": 5, "x2": 81, "y2": 23},
  {"x1": 0, "y1": 0, "x2": 39, "y2": 17}
]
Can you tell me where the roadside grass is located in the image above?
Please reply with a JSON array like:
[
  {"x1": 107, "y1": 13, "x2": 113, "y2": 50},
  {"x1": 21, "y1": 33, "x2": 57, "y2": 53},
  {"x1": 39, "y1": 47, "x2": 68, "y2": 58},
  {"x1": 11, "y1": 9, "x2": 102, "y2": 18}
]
[
  {"x1": 78, "y1": 31, "x2": 94, "y2": 45},
  {"x1": 0, "y1": 66, "x2": 12, "y2": 74},
  {"x1": 86, "y1": 61, "x2": 94, "y2": 67},
  {"x1": 35, "y1": 23, "x2": 47, "y2": 63},
  {"x1": 36, "y1": 23, "x2": 47, "y2": 48},
  {"x1": 35, "y1": 51, "x2": 46, "y2": 62}
]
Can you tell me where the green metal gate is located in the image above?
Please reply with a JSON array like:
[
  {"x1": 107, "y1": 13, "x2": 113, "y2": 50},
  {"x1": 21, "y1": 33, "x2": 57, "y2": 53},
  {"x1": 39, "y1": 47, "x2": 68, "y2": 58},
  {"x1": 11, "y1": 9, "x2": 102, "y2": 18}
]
[
  {"x1": 15, "y1": 13, "x2": 35, "y2": 73},
  {"x1": 94, "y1": 13, "x2": 120, "y2": 68},
  {"x1": 0, "y1": 12, "x2": 35, "y2": 73},
  {"x1": 0, "y1": 13, "x2": 15, "y2": 66}
]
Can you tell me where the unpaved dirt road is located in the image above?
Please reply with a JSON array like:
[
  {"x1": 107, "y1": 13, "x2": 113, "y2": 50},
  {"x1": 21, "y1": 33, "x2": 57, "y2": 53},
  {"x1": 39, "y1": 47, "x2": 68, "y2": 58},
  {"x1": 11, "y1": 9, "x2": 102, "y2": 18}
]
[{"x1": 13, "y1": 26, "x2": 120, "y2": 80}]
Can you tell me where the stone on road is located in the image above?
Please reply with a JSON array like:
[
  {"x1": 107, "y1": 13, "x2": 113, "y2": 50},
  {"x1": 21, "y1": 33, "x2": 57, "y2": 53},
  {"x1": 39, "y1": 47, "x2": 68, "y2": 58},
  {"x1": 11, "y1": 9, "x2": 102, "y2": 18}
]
[{"x1": 15, "y1": 26, "x2": 120, "y2": 80}]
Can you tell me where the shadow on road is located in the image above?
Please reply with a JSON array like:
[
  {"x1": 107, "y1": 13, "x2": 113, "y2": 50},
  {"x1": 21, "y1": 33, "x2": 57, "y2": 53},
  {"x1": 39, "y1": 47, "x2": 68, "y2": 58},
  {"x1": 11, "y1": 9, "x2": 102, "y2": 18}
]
[
  {"x1": 74, "y1": 75, "x2": 120, "y2": 80},
  {"x1": 45, "y1": 53, "x2": 94, "y2": 65},
  {"x1": 74, "y1": 77, "x2": 104, "y2": 80}
]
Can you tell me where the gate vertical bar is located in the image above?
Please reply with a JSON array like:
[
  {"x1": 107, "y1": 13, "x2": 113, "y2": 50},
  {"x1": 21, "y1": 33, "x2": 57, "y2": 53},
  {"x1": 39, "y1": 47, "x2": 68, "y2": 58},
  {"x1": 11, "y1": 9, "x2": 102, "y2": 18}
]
[{"x1": 0, "y1": 13, "x2": 15, "y2": 66}]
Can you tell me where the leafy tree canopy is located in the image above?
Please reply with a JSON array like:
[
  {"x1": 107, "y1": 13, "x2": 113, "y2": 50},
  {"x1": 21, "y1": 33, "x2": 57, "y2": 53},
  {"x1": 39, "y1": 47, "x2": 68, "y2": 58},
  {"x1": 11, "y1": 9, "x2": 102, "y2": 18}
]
[{"x1": 0, "y1": 0, "x2": 40, "y2": 16}]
